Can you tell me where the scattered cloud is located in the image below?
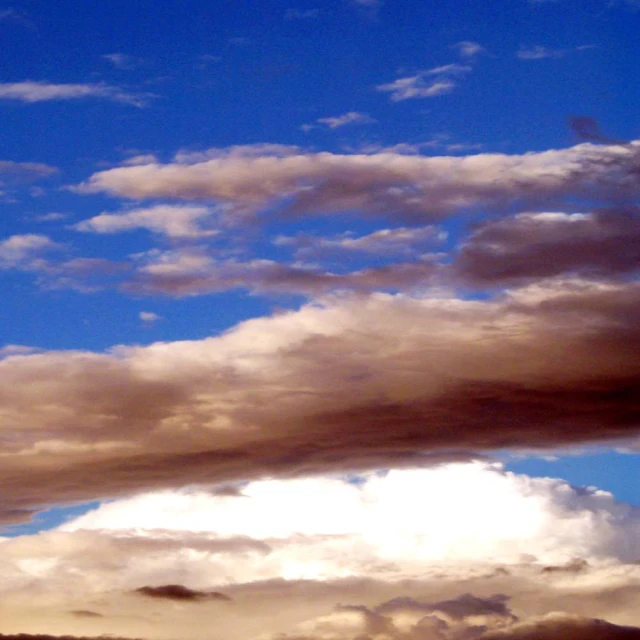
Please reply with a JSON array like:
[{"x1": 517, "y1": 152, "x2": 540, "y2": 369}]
[
  {"x1": 101, "y1": 53, "x2": 141, "y2": 69},
  {"x1": 376, "y1": 74, "x2": 456, "y2": 101},
  {"x1": 453, "y1": 40, "x2": 488, "y2": 59},
  {"x1": 139, "y1": 311, "x2": 162, "y2": 326},
  {"x1": 0, "y1": 160, "x2": 58, "y2": 186},
  {"x1": 0, "y1": 234, "x2": 61, "y2": 270},
  {"x1": 302, "y1": 111, "x2": 377, "y2": 131},
  {"x1": 517, "y1": 45, "x2": 565, "y2": 59},
  {"x1": 0, "y1": 81, "x2": 152, "y2": 106}
]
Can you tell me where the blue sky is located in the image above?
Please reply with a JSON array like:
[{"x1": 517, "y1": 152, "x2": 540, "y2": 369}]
[{"x1": 1, "y1": 1, "x2": 640, "y2": 638}]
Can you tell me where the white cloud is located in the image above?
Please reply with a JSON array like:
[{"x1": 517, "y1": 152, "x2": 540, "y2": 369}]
[
  {"x1": 74, "y1": 204, "x2": 218, "y2": 239},
  {"x1": 308, "y1": 111, "x2": 377, "y2": 130},
  {"x1": 0, "y1": 81, "x2": 151, "y2": 106},
  {"x1": 376, "y1": 75, "x2": 456, "y2": 101},
  {"x1": 452, "y1": 40, "x2": 487, "y2": 59},
  {"x1": 139, "y1": 311, "x2": 162, "y2": 326},
  {"x1": 61, "y1": 462, "x2": 640, "y2": 572},
  {"x1": 0, "y1": 234, "x2": 61, "y2": 269}
]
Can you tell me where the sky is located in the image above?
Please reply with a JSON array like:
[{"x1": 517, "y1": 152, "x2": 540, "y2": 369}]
[{"x1": 1, "y1": 0, "x2": 640, "y2": 638}]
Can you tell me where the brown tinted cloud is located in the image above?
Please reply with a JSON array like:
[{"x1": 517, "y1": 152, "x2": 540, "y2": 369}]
[{"x1": 0, "y1": 279, "x2": 638, "y2": 522}]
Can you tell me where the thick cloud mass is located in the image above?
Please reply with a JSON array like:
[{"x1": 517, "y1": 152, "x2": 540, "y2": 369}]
[{"x1": 0, "y1": 279, "x2": 639, "y2": 521}]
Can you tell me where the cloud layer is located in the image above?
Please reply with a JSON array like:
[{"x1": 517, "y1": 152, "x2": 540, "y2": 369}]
[{"x1": 0, "y1": 279, "x2": 639, "y2": 521}]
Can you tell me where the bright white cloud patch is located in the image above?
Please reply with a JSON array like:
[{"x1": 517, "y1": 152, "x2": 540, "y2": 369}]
[{"x1": 61, "y1": 462, "x2": 640, "y2": 573}]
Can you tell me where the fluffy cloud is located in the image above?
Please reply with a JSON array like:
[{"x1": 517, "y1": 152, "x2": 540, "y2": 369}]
[
  {"x1": 0, "y1": 279, "x2": 638, "y2": 521},
  {"x1": 0, "y1": 81, "x2": 150, "y2": 106},
  {"x1": 75, "y1": 142, "x2": 640, "y2": 223},
  {"x1": 59, "y1": 462, "x2": 640, "y2": 569},
  {"x1": 0, "y1": 234, "x2": 61, "y2": 270}
]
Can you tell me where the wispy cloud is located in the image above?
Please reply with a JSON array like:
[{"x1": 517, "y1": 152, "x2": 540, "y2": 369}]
[
  {"x1": 376, "y1": 75, "x2": 456, "y2": 101},
  {"x1": 0, "y1": 160, "x2": 58, "y2": 186},
  {"x1": 0, "y1": 81, "x2": 152, "y2": 106},
  {"x1": 452, "y1": 40, "x2": 488, "y2": 59},
  {"x1": 517, "y1": 45, "x2": 564, "y2": 59},
  {"x1": 302, "y1": 111, "x2": 377, "y2": 131},
  {"x1": 517, "y1": 44, "x2": 594, "y2": 59},
  {"x1": 101, "y1": 53, "x2": 142, "y2": 70},
  {"x1": 377, "y1": 62, "x2": 471, "y2": 102}
]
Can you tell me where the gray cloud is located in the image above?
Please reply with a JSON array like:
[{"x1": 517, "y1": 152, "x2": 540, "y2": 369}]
[{"x1": 453, "y1": 209, "x2": 640, "y2": 286}]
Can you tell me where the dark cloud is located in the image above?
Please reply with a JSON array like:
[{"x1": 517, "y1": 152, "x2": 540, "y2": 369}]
[
  {"x1": 135, "y1": 584, "x2": 231, "y2": 601},
  {"x1": 453, "y1": 208, "x2": 640, "y2": 287},
  {"x1": 0, "y1": 281, "x2": 639, "y2": 522}
]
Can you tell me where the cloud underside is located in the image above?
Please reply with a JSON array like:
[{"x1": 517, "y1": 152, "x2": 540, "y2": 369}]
[
  {"x1": 0, "y1": 278, "x2": 639, "y2": 521},
  {"x1": 3, "y1": 559, "x2": 640, "y2": 639}
]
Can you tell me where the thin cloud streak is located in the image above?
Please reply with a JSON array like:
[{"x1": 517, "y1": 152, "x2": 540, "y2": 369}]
[{"x1": 0, "y1": 81, "x2": 152, "y2": 106}]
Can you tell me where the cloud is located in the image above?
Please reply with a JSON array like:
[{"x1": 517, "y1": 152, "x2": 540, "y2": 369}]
[
  {"x1": 126, "y1": 250, "x2": 439, "y2": 297},
  {"x1": 0, "y1": 234, "x2": 61, "y2": 270},
  {"x1": 303, "y1": 112, "x2": 377, "y2": 131},
  {"x1": 0, "y1": 81, "x2": 151, "y2": 106},
  {"x1": 60, "y1": 461, "x2": 640, "y2": 569},
  {"x1": 569, "y1": 116, "x2": 628, "y2": 145},
  {"x1": 453, "y1": 209, "x2": 640, "y2": 286},
  {"x1": 516, "y1": 45, "x2": 565, "y2": 59},
  {"x1": 275, "y1": 226, "x2": 443, "y2": 259},
  {"x1": 74, "y1": 204, "x2": 218, "y2": 239},
  {"x1": 0, "y1": 280, "x2": 638, "y2": 520},
  {"x1": 139, "y1": 311, "x2": 162, "y2": 326},
  {"x1": 76, "y1": 141, "x2": 640, "y2": 223},
  {"x1": 0, "y1": 160, "x2": 58, "y2": 186},
  {"x1": 101, "y1": 53, "x2": 141, "y2": 70},
  {"x1": 376, "y1": 75, "x2": 456, "y2": 101},
  {"x1": 453, "y1": 41, "x2": 487, "y2": 59},
  {"x1": 135, "y1": 585, "x2": 231, "y2": 601},
  {"x1": 268, "y1": 604, "x2": 640, "y2": 640}
]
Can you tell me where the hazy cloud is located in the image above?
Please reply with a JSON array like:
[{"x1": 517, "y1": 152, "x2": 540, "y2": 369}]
[
  {"x1": 0, "y1": 81, "x2": 151, "y2": 106},
  {"x1": 303, "y1": 111, "x2": 377, "y2": 131}
]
